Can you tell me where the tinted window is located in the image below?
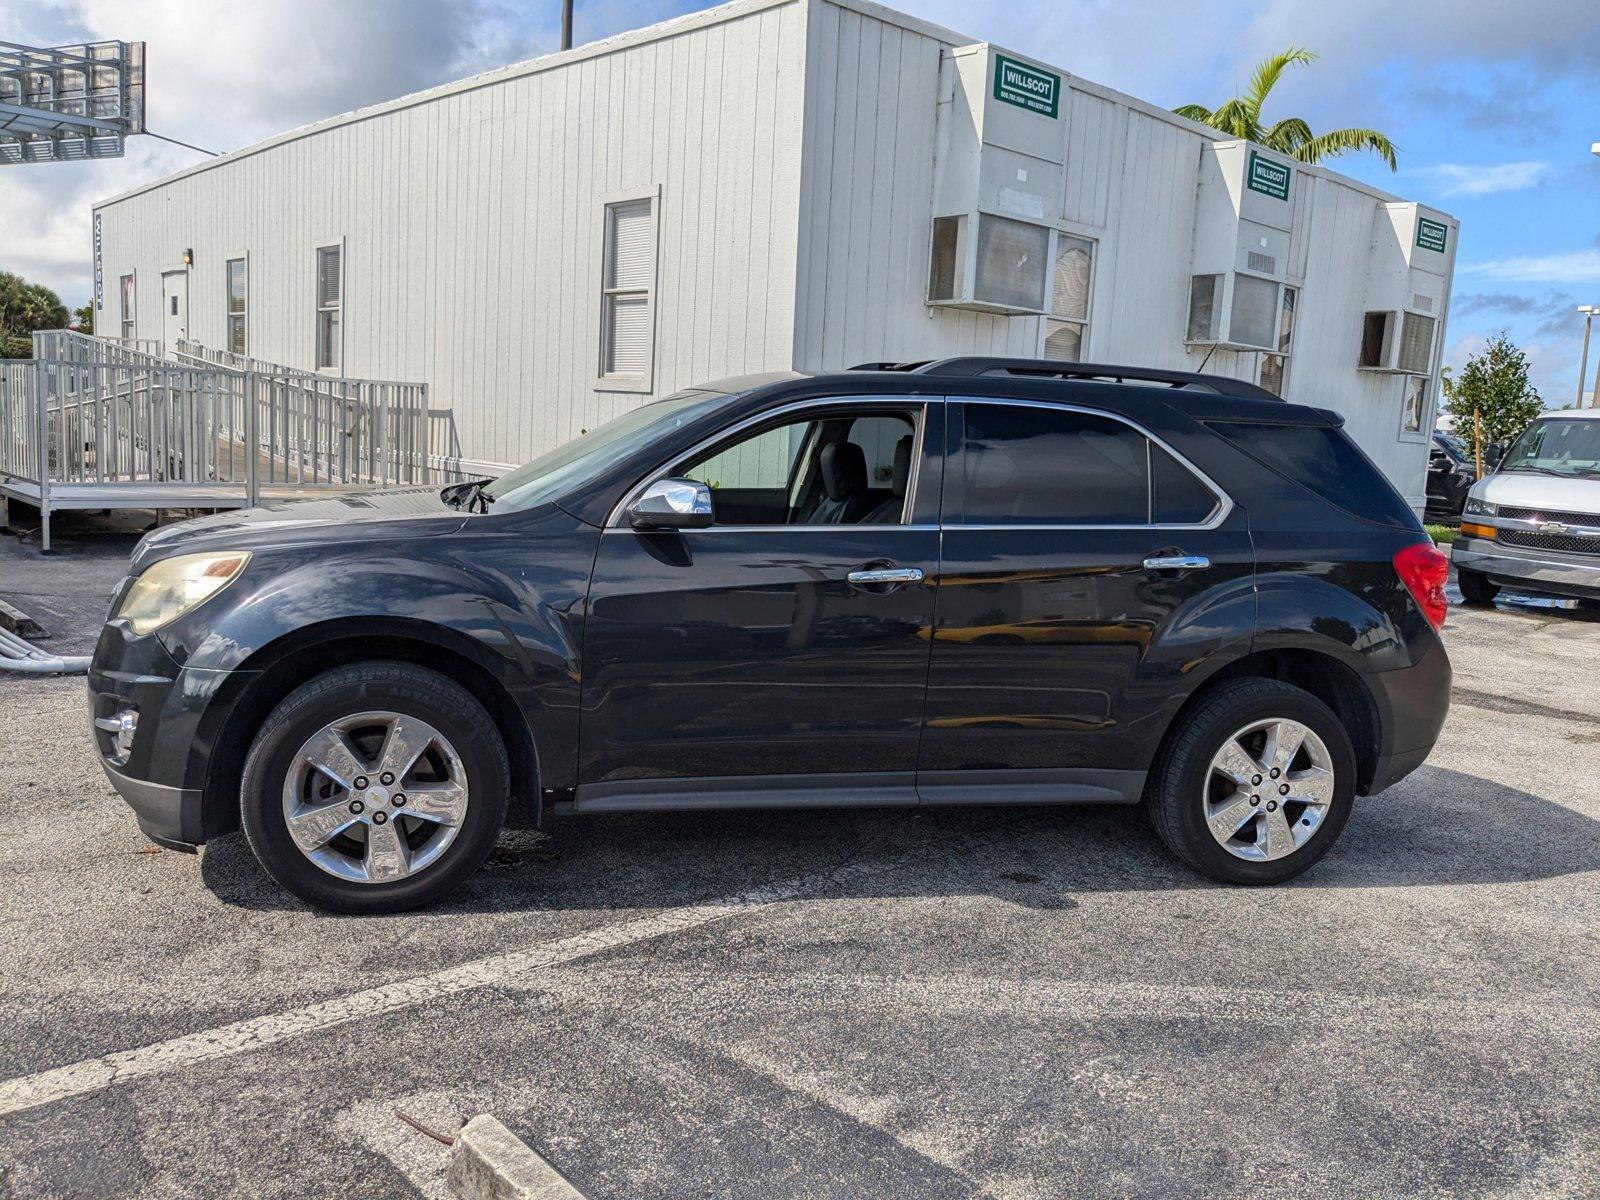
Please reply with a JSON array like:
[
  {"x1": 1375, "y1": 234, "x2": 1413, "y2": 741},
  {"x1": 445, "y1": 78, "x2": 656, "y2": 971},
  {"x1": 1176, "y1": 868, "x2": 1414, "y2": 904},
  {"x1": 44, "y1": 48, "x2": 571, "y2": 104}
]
[
  {"x1": 961, "y1": 405, "x2": 1148, "y2": 524},
  {"x1": 1152, "y1": 445, "x2": 1218, "y2": 523},
  {"x1": 1206, "y1": 421, "x2": 1420, "y2": 529}
]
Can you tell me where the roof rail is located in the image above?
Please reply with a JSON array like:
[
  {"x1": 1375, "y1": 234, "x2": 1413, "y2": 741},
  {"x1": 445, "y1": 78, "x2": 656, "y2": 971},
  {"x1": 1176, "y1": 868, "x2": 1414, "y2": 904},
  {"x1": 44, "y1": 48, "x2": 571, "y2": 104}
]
[{"x1": 859, "y1": 357, "x2": 1281, "y2": 401}]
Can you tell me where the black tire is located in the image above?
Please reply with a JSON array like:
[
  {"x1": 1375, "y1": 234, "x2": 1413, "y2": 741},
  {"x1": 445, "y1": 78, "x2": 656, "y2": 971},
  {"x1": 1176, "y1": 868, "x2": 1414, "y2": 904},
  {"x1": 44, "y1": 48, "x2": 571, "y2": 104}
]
[
  {"x1": 1146, "y1": 678, "x2": 1357, "y2": 885},
  {"x1": 1457, "y1": 568, "x2": 1500, "y2": 607},
  {"x1": 240, "y1": 662, "x2": 509, "y2": 913}
]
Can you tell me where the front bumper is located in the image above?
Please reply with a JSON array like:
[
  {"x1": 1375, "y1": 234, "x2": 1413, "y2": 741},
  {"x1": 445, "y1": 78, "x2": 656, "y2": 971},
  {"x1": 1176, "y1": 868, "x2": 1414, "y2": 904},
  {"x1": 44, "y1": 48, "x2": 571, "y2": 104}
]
[
  {"x1": 1452, "y1": 536, "x2": 1600, "y2": 601},
  {"x1": 87, "y1": 619, "x2": 249, "y2": 849}
]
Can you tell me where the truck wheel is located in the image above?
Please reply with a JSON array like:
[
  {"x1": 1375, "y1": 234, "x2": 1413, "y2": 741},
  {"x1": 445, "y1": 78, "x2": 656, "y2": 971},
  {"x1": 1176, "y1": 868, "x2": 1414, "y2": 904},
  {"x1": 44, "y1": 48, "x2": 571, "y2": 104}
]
[
  {"x1": 1457, "y1": 568, "x2": 1500, "y2": 607},
  {"x1": 1146, "y1": 678, "x2": 1357, "y2": 885},
  {"x1": 240, "y1": 662, "x2": 509, "y2": 913}
]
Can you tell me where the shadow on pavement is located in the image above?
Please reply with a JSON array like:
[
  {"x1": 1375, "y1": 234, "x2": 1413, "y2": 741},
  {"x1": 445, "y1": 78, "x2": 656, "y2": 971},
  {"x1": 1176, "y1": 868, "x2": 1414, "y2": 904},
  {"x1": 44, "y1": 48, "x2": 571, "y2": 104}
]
[{"x1": 199, "y1": 763, "x2": 1600, "y2": 913}]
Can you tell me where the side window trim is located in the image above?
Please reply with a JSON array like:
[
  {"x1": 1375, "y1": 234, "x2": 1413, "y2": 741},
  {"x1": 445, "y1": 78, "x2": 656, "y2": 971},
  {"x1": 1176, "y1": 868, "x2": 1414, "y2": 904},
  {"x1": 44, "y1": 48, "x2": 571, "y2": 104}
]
[
  {"x1": 606, "y1": 396, "x2": 940, "y2": 530},
  {"x1": 949, "y1": 397, "x2": 1233, "y2": 531}
]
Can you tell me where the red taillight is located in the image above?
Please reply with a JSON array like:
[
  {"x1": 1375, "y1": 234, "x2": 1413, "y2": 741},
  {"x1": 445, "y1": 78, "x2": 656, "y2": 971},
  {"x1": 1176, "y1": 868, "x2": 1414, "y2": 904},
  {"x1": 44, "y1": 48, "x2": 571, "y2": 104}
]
[{"x1": 1394, "y1": 541, "x2": 1450, "y2": 630}]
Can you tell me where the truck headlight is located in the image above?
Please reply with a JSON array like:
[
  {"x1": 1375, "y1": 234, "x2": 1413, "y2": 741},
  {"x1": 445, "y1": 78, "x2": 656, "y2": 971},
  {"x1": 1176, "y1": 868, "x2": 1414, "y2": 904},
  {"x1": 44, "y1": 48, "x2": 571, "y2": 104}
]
[
  {"x1": 117, "y1": 551, "x2": 250, "y2": 635},
  {"x1": 1463, "y1": 497, "x2": 1496, "y2": 518}
]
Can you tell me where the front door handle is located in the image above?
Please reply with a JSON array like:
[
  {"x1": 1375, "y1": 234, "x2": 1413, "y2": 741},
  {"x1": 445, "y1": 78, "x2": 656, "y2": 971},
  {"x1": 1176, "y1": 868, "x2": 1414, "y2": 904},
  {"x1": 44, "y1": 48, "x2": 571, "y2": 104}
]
[
  {"x1": 847, "y1": 567, "x2": 925, "y2": 585},
  {"x1": 1143, "y1": 555, "x2": 1210, "y2": 572}
]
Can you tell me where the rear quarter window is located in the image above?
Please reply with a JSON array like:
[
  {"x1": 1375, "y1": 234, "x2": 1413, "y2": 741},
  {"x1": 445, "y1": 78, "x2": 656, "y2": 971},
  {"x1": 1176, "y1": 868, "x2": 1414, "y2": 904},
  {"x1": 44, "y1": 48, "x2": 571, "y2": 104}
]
[{"x1": 1206, "y1": 421, "x2": 1421, "y2": 530}]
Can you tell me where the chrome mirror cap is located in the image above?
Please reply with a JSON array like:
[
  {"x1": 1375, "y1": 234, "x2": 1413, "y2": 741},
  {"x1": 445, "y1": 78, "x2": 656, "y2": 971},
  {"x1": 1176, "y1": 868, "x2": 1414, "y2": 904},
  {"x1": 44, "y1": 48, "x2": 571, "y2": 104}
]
[{"x1": 627, "y1": 478, "x2": 714, "y2": 529}]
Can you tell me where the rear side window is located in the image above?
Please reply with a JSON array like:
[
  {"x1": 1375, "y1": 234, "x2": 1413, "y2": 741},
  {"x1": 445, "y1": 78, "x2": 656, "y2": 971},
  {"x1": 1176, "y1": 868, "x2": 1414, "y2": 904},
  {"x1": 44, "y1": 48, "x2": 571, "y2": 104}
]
[
  {"x1": 959, "y1": 403, "x2": 1220, "y2": 526},
  {"x1": 1206, "y1": 421, "x2": 1420, "y2": 529}
]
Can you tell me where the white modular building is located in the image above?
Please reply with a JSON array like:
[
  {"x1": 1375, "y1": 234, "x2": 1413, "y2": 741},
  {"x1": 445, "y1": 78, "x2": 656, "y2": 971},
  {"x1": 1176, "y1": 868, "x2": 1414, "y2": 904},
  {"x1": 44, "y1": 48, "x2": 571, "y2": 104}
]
[{"x1": 91, "y1": 0, "x2": 1457, "y2": 507}]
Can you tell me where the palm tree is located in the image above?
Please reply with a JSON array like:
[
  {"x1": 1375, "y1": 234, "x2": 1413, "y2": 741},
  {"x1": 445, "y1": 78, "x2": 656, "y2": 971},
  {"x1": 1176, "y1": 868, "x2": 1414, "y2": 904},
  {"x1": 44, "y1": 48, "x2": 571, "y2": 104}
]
[{"x1": 1174, "y1": 48, "x2": 1397, "y2": 170}]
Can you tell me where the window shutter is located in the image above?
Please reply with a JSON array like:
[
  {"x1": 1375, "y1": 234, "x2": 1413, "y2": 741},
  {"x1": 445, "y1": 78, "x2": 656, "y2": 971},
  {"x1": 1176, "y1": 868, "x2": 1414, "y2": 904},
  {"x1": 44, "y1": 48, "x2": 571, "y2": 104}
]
[
  {"x1": 607, "y1": 200, "x2": 653, "y2": 290},
  {"x1": 318, "y1": 246, "x2": 342, "y2": 307},
  {"x1": 605, "y1": 294, "x2": 651, "y2": 375}
]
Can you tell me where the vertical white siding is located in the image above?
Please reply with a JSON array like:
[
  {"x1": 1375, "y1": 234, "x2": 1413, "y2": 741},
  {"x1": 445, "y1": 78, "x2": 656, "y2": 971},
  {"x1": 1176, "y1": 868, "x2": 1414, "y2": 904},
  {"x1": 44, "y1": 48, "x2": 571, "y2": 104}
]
[{"x1": 94, "y1": 0, "x2": 807, "y2": 471}]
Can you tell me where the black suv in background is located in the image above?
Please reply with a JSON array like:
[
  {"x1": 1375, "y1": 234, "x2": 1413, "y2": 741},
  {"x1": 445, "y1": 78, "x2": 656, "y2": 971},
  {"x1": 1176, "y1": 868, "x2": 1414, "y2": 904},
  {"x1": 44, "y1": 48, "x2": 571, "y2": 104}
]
[{"x1": 89, "y1": 359, "x2": 1452, "y2": 912}]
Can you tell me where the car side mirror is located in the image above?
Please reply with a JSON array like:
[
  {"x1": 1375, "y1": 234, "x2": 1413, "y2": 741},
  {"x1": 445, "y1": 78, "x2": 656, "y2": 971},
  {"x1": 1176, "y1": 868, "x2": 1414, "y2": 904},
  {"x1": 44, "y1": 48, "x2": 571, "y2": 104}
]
[
  {"x1": 1484, "y1": 443, "x2": 1505, "y2": 468},
  {"x1": 627, "y1": 478, "x2": 714, "y2": 530}
]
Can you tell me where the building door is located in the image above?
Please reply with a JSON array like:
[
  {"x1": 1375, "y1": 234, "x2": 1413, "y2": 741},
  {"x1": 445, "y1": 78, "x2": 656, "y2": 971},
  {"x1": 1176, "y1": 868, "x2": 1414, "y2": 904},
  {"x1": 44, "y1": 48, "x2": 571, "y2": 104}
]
[{"x1": 161, "y1": 269, "x2": 189, "y2": 348}]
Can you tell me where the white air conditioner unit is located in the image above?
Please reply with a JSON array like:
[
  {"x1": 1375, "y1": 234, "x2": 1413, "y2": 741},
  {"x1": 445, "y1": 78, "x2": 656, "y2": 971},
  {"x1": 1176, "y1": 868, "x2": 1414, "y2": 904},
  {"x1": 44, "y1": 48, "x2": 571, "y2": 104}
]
[
  {"x1": 926, "y1": 43, "x2": 1065, "y2": 315},
  {"x1": 1357, "y1": 308, "x2": 1436, "y2": 375},
  {"x1": 1185, "y1": 271, "x2": 1294, "y2": 352}
]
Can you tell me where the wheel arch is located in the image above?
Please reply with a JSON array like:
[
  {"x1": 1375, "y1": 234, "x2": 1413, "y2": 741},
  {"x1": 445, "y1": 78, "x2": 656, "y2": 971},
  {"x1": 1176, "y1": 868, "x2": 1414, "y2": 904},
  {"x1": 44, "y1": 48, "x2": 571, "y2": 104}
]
[
  {"x1": 192, "y1": 618, "x2": 542, "y2": 838},
  {"x1": 1159, "y1": 645, "x2": 1384, "y2": 796}
]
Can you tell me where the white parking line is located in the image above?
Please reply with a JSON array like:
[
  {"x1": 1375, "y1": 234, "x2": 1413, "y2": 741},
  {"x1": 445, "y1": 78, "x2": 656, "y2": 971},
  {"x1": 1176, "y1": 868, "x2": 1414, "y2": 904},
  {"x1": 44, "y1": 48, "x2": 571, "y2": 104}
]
[{"x1": 0, "y1": 859, "x2": 889, "y2": 1120}]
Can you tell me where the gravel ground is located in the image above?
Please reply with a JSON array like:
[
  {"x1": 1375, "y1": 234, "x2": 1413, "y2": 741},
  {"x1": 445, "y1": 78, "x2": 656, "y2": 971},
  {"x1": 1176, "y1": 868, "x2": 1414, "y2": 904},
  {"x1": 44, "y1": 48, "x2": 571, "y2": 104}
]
[{"x1": 1, "y1": 527, "x2": 1597, "y2": 1199}]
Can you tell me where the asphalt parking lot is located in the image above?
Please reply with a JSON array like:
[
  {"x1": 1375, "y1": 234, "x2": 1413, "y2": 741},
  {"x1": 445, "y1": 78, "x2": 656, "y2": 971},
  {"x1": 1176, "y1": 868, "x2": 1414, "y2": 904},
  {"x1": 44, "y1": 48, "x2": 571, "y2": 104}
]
[{"x1": 1, "y1": 520, "x2": 1598, "y2": 1199}]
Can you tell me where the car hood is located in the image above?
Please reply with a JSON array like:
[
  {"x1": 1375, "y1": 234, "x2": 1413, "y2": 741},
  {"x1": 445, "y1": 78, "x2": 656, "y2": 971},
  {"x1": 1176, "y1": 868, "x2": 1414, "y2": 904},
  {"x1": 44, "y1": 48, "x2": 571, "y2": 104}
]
[
  {"x1": 1473, "y1": 472, "x2": 1600, "y2": 518},
  {"x1": 131, "y1": 487, "x2": 469, "y2": 569}
]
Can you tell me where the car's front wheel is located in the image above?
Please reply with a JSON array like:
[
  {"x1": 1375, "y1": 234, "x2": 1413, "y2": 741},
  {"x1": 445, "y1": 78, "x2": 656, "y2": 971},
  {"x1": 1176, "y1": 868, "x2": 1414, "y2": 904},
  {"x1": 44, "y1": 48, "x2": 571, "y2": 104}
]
[
  {"x1": 1146, "y1": 678, "x2": 1357, "y2": 885},
  {"x1": 240, "y1": 662, "x2": 509, "y2": 913}
]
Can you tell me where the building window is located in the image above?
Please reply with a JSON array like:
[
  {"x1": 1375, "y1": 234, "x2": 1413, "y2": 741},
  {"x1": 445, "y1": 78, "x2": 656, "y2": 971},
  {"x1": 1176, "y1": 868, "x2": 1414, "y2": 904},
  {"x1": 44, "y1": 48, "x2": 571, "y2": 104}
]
[
  {"x1": 226, "y1": 258, "x2": 247, "y2": 355},
  {"x1": 600, "y1": 197, "x2": 656, "y2": 386},
  {"x1": 315, "y1": 244, "x2": 342, "y2": 370},
  {"x1": 1257, "y1": 286, "x2": 1296, "y2": 397},
  {"x1": 1043, "y1": 234, "x2": 1093, "y2": 361},
  {"x1": 119, "y1": 274, "x2": 135, "y2": 340},
  {"x1": 1402, "y1": 376, "x2": 1428, "y2": 434}
]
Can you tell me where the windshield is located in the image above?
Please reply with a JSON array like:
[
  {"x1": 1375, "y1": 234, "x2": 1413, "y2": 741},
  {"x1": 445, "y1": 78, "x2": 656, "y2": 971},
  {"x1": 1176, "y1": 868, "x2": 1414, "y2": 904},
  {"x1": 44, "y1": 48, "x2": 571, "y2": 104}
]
[
  {"x1": 1499, "y1": 418, "x2": 1600, "y2": 479},
  {"x1": 482, "y1": 389, "x2": 728, "y2": 510}
]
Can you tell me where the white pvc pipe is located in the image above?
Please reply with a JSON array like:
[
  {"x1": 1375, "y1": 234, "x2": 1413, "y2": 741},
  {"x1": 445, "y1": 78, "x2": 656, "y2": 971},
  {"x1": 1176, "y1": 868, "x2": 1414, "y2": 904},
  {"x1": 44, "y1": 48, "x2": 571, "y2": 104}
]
[{"x1": 0, "y1": 626, "x2": 90, "y2": 675}]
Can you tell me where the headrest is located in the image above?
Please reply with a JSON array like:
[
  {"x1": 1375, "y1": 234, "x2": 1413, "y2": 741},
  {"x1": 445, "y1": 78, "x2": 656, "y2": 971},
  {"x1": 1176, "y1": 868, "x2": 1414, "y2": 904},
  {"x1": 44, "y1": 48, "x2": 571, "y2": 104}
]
[
  {"x1": 891, "y1": 435, "x2": 913, "y2": 497},
  {"x1": 820, "y1": 441, "x2": 868, "y2": 501}
]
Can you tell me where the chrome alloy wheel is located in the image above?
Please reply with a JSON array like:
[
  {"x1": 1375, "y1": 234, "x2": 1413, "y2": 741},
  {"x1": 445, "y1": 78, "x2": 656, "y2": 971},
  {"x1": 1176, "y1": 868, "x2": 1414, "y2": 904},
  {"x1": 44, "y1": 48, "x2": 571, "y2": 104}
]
[
  {"x1": 1203, "y1": 718, "x2": 1336, "y2": 862},
  {"x1": 281, "y1": 711, "x2": 470, "y2": 884}
]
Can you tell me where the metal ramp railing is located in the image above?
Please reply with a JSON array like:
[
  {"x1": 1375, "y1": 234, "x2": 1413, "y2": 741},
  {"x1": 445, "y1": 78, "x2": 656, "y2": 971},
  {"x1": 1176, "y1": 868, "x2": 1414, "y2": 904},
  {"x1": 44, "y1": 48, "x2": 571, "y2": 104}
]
[{"x1": 0, "y1": 331, "x2": 453, "y2": 551}]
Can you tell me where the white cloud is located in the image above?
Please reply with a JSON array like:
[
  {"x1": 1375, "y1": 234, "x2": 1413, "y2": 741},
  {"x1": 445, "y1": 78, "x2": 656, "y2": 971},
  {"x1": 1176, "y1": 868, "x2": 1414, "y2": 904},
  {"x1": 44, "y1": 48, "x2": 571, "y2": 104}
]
[
  {"x1": 1416, "y1": 161, "x2": 1550, "y2": 197},
  {"x1": 1463, "y1": 249, "x2": 1600, "y2": 284}
]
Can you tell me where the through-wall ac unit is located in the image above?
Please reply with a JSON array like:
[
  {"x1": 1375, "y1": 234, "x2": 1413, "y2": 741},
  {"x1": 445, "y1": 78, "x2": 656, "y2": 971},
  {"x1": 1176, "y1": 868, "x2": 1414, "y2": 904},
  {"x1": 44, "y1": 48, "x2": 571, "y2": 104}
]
[
  {"x1": 1358, "y1": 202, "x2": 1453, "y2": 375},
  {"x1": 1184, "y1": 144, "x2": 1300, "y2": 351},
  {"x1": 1357, "y1": 308, "x2": 1438, "y2": 376},
  {"x1": 926, "y1": 43, "x2": 1065, "y2": 315}
]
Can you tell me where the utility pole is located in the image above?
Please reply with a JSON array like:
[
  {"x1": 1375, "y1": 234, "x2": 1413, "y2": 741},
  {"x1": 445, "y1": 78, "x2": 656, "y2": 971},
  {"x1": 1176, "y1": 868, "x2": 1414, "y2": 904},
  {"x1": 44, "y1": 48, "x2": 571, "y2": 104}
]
[
  {"x1": 561, "y1": 0, "x2": 574, "y2": 50},
  {"x1": 1580, "y1": 306, "x2": 1598, "y2": 409}
]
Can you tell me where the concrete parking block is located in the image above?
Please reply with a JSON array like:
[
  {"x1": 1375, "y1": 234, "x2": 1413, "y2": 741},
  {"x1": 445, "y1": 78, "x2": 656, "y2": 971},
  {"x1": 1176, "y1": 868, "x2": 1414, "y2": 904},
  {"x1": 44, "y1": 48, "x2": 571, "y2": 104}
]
[{"x1": 448, "y1": 1115, "x2": 587, "y2": 1200}]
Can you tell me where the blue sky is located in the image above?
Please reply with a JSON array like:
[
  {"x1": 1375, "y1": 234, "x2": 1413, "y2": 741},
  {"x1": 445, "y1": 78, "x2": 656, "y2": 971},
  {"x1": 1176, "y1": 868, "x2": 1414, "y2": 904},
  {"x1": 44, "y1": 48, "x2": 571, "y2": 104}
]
[{"x1": 4, "y1": 0, "x2": 1596, "y2": 403}]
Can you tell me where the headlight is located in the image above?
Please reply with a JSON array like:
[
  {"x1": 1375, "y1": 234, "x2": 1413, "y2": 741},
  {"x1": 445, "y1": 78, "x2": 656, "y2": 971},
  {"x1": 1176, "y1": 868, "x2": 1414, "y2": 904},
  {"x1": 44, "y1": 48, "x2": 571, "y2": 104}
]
[
  {"x1": 117, "y1": 551, "x2": 250, "y2": 635},
  {"x1": 1463, "y1": 497, "x2": 1496, "y2": 518}
]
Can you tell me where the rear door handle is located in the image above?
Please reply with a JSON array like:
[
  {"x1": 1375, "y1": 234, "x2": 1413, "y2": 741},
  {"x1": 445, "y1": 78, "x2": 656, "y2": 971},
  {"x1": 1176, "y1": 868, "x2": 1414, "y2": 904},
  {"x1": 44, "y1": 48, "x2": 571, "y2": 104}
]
[
  {"x1": 847, "y1": 567, "x2": 925, "y2": 585},
  {"x1": 1142, "y1": 555, "x2": 1210, "y2": 572}
]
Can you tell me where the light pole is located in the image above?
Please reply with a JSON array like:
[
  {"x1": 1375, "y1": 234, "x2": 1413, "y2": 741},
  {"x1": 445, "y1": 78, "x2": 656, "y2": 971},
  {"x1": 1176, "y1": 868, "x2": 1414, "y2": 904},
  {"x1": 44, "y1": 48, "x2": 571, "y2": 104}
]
[
  {"x1": 561, "y1": 0, "x2": 574, "y2": 50},
  {"x1": 1581, "y1": 306, "x2": 1599, "y2": 409}
]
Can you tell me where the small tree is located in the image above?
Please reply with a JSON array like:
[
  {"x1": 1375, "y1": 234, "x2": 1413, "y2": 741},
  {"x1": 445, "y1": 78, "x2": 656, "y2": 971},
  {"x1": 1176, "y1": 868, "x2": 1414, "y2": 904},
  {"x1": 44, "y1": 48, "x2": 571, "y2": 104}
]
[
  {"x1": 72, "y1": 303, "x2": 95, "y2": 335},
  {"x1": 0, "y1": 270, "x2": 70, "y2": 358},
  {"x1": 1444, "y1": 332, "x2": 1544, "y2": 462}
]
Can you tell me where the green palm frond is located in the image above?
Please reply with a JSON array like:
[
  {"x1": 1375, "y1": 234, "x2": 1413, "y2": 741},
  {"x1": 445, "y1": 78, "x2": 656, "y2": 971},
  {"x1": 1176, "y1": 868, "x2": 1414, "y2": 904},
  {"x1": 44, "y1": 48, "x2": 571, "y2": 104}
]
[
  {"x1": 1245, "y1": 47, "x2": 1315, "y2": 122},
  {"x1": 1263, "y1": 116, "x2": 1314, "y2": 153},
  {"x1": 1293, "y1": 128, "x2": 1398, "y2": 170},
  {"x1": 1171, "y1": 46, "x2": 1397, "y2": 170}
]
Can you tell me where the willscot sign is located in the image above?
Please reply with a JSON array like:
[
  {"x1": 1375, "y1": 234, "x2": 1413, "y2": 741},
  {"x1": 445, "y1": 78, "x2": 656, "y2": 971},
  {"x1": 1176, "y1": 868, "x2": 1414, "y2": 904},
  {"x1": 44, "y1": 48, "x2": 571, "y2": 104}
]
[{"x1": 993, "y1": 54, "x2": 1060, "y2": 119}]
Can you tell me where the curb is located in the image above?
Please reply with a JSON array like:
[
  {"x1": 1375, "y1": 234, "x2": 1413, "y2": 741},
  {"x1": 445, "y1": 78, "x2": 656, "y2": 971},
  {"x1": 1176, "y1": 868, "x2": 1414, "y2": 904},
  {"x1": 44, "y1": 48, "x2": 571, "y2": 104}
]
[
  {"x1": 0, "y1": 597, "x2": 47, "y2": 640},
  {"x1": 447, "y1": 1115, "x2": 588, "y2": 1200}
]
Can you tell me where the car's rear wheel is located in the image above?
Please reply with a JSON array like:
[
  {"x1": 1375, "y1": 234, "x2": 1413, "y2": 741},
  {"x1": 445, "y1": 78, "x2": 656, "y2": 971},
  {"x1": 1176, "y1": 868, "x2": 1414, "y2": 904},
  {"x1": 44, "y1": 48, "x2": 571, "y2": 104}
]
[
  {"x1": 1457, "y1": 568, "x2": 1500, "y2": 607},
  {"x1": 240, "y1": 662, "x2": 509, "y2": 913},
  {"x1": 1146, "y1": 678, "x2": 1357, "y2": 885}
]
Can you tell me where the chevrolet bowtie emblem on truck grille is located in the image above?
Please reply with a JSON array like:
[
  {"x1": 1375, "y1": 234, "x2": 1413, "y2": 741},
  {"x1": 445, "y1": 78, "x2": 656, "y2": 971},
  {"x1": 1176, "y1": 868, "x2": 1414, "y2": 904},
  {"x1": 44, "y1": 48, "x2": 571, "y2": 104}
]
[{"x1": 1540, "y1": 522, "x2": 1569, "y2": 534}]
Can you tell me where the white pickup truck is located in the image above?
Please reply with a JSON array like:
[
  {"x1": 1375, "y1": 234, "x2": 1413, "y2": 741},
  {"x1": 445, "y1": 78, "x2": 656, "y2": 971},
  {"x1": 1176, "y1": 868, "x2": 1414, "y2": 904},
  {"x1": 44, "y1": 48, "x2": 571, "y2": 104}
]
[{"x1": 1452, "y1": 411, "x2": 1600, "y2": 605}]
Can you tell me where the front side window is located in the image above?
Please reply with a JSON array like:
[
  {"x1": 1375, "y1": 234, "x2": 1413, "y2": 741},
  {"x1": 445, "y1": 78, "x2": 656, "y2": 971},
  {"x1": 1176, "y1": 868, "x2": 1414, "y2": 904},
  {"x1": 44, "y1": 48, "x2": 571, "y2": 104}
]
[
  {"x1": 315, "y1": 245, "x2": 341, "y2": 370},
  {"x1": 681, "y1": 409, "x2": 917, "y2": 526},
  {"x1": 959, "y1": 403, "x2": 1218, "y2": 526},
  {"x1": 600, "y1": 197, "x2": 656, "y2": 386},
  {"x1": 226, "y1": 258, "x2": 247, "y2": 355},
  {"x1": 119, "y1": 274, "x2": 135, "y2": 340},
  {"x1": 1043, "y1": 234, "x2": 1093, "y2": 362}
]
